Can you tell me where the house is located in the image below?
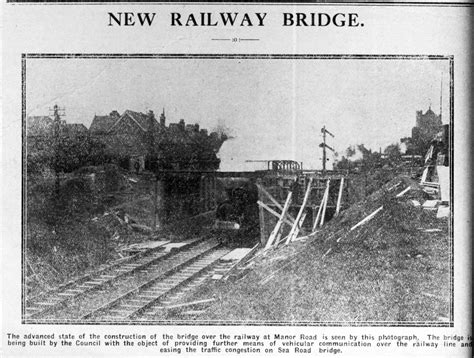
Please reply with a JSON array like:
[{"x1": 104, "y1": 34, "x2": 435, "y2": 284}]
[
  {"x1": 89, "y1": 109, "x2": 161, "y2": 172},
  {"x1": 89, "y1": 112, "x2": 119, "y2": 135},
  {"x1": 65, "y1": 123, "x2": 88, "y2": 137}
]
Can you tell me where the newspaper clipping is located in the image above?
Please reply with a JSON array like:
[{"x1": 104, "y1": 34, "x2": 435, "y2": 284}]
[{"x1": 1, "y1": 1, "x2": 472, "y2": 357}]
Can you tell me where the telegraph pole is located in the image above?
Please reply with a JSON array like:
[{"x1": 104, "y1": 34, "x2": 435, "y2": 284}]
[
  {"x1": 319, "y1": 126, "x2": 335, "y2": 174},
  {"x1": 49, "y1": 104, "x2": 66, "y2": 195}
]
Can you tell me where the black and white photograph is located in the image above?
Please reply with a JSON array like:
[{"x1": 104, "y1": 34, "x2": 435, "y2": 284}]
[{"x1": 23, "y1": 55, "x2": 453, "y2": 325}]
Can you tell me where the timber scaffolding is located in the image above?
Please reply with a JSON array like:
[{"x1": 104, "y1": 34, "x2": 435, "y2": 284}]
[
  {"x1": 153, "y1": 168, "x2": 349, "y2": 248},
  {"x1": 255, "y1": 172, "x2": 349, "y2": 248}
]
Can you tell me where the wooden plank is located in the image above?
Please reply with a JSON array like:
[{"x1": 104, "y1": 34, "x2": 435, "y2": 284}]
[
  {"x1": 285, "y1": 178, "x2": 313, "y2": 244},
  {"x1": 421, "y1": 167, "x2": 429, "y2": 183},
  {"x1": 166, "y1": 298, "x2": 216, "y2": 310},
  {"x1": 257, "y1": 180, "x2": 266, "y2": 245},
  {"x1": 257, "y1": 201, "x2": 293, "y2": 228},
  {"x1": 350, "y1": 206, "x2": 383, "y2": 231},
  {"x1": 181, "y1": 310, "x2": 207, "y2": 315},
  {"x1": 256, "y1": 183, "x2": 297, "y2": 223},
  {"x1": 335, "y1": 177, "x2": 344, "y2": 217},
  {"x1": 277, "y1": 212, "x2": 306, "y2": 246},
  {"x1": 387, "y1": 182, "x2": 401, "y2": 191},
  {"x1": 265, "y1": 192, "x2": 293, "y2": 249},
  {"x1": 266, "y1": 203, "x2": 336, "y2": 209},
  {"x1": 395, "y1": 186, "x2": 411, "y2": 197},
  {"x1": 312, "y1": 179, "x2": 329, "y2": 231},
  {"x1": 322, "y1": 247, "x2": 332, "y2": 259}
]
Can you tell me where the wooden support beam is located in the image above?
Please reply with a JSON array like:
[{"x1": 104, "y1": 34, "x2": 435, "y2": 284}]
[
  {"x1": 257, "y1": 201, "x2": 293, "y2": 228},
  {"x1": 256, "y1": 183, "x2": 297, "y2": 223},
  {"x1": 275, "y1": 212, "x2": 306, "y2": 247},
  {"x1": 257, "y1": 200, "x2": 308, "y2": 236},
  {"x1": 312, "y1": 180, "x2": 329, "y2": 232},
  {"x1": 335, "y1": 177, "x2": 344, "y2": 217},
  {"x1": 286, "y1": 178, "x2": 313, "y2": 244},
  {"x1": 265, "y1": 192, "x2": 292, "y2": 249},
  {"x1": 319, "y1": 181, "x2": 330, "y2": 227},
  {"x1": 256, "y1": 180, "x2": 266, "y2": 245}
]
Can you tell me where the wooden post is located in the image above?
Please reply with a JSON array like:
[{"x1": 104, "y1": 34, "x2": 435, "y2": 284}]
[
  {"x1": 312, "y1": 179, "x2": 329, "y2": 232},
  {"x1": 257, "y1": 201, "x2": 294, "y2": 228},
  {"x1": 285, "y1": 178, "x2": 313, "y2": 244},
  {"x1": 257, "y1": 180, "x2": 267, "y2": 246},
  {"x1": 265, "y1": 192, "x2": 292, "y2": 249},
  {"x1": 335, "y1": 177, "x2": 344, "y2": 217},
  {"x1": 319, "y1": 184, "x2": 329, "y2": 227}
]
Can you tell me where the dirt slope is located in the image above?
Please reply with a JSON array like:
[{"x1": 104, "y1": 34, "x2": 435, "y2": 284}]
[{"x1": 197, "y1": 176, "x2": 450, "y2": 323}]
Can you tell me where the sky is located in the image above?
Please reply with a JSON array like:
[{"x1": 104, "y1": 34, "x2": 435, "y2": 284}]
[{"x1": 26, "y1": 57, "x2": 450, "y2": 169}]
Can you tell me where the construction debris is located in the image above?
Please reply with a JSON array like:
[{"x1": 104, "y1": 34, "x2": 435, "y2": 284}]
[
  {"x1": 119, "y1": 240, "x2": 170, "y2": 253},
  {"x1": 220, "y1": 248, "x2": 254, "y2": 261},
  {"x1": 265, "y1": 192, "x2": 293, "y2": 249},
  {"x1": 350, "y1": 206, "x2": 384, "y2": 231},
  {"x1": 423, "y1": 200, "x2": 440, "y2": 210},
  {"x1": 396, "y1": 186, "x2": 411, "y2": 197},
  {"x1": 166, "y1": 298, "x2": 216, "y2": 310},
  {"x1": 436, "y1": 206, "x2": 450, "y2": 218}
]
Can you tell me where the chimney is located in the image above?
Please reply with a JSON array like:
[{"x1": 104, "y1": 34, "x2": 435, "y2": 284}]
[
  {"x1": 179, "y1": 119, "x2": 185, "y2": 131},
  {"x1": 110, "y1": 110, "x2": 120, "y2": 118}
]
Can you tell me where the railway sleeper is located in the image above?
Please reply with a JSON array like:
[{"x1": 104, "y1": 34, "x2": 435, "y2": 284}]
[
  {"x1": 29, "y1": 240, "x2": 217, "y2": 320},
  {"x1": 24, "y1": 237, "x2": 208, "y2": 314},
  {"x1": 128, "y1": 256, "x2": 229, "y2": 319},
  {"x1": 81, "y1": 241, "x2": 222, "y2": 321}
]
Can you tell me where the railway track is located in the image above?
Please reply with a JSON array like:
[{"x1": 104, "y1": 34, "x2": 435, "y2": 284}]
[
  {"x1": 25, "y1": 234, "x2": 257, "y2": 323},
  {"x1": 146, "y1": 257, "x2": 240, "y2": 321},
  {"x1": 85, "y1": 246, "x2": 233, "y2": 321},
  {"x1": 25, "y1": 237, "x2": 220, "y2": 321}
]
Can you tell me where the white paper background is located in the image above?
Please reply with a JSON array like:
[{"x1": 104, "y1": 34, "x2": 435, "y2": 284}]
[{"x1": 1, "y1": 2, "x2": 472, "y2": 357}]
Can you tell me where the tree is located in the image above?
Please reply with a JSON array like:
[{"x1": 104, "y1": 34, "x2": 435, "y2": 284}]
[
  {"x1": 346, "y1": 146, "x2": 356, "y2": 158},
  {"x1": 384, "y1": 143, "x2": 402, "y2": 165}
]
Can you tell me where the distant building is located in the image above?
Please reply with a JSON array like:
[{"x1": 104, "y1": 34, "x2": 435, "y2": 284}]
[
  {"x1": 65, "y1": 123, "x2": 88, "y2": 137},
  {"x1": 402, "y1": 106, "x2": 442, "y2": 156},
  {"x1": 27, "y1": 105, "x2": 226, "y2": 173},
  {"x1": 88, "y1": 108, "x2": 224, "y2": 172},
  {"x1": 89, "y1": 112, "x2": 120, "y2": 135},
  {"x1": 89, "y1": 109, "x2": 160, "y2": 172},
  {"x1": 412, "y1": 106, "x2": 442, "y2": 145}
]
